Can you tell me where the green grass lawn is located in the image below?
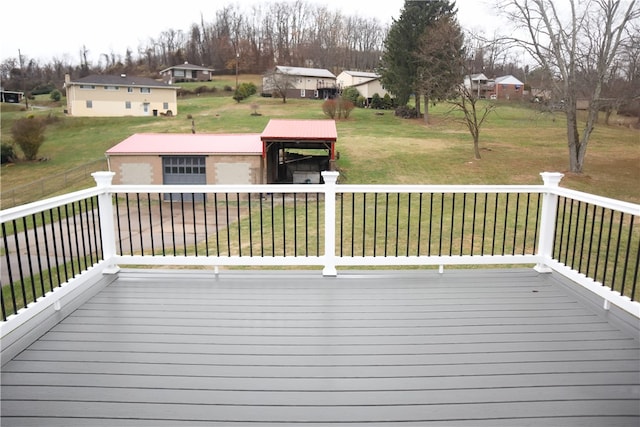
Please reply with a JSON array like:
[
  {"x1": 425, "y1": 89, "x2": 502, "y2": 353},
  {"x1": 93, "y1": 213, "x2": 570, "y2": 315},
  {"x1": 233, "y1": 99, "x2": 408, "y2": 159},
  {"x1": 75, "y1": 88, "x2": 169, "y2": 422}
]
[{"x1": 1, "y1": 82, "x2": 639, "y2": 205}]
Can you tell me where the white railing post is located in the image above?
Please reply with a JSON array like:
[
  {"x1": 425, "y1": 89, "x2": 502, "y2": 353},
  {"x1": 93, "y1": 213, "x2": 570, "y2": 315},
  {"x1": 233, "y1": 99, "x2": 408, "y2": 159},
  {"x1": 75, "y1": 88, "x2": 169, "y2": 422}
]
[
  {"x1": 321, "y1": 171, "x2": 340, "y2": 277},
  {"x1": 91, "y1": 171, "x2": 120, "y2": 274},
  {"x1": 534, "y1": 172, "x2": 564, "y2": 273}
]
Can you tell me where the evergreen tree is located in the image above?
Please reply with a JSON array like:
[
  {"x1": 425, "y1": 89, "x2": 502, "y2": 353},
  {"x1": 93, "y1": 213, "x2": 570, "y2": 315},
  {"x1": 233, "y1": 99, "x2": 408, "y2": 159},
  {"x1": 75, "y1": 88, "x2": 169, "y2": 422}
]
[{"x1": 379, "y1": 0, "x2": 457, "y2": 115}]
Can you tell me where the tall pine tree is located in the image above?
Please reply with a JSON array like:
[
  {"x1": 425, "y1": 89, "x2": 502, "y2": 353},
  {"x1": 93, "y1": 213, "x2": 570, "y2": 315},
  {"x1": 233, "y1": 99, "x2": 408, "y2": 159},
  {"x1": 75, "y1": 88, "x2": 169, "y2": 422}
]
[{"x1": 379, "y1": 0, "x2": 457, "y2": 116}]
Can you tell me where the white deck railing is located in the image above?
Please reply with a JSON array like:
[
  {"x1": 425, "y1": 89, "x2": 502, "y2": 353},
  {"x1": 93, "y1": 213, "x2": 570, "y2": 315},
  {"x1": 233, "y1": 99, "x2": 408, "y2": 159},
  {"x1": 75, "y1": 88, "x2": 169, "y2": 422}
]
[{"x1": 1, "y1": 171, "x2": 638, "y2": 326}]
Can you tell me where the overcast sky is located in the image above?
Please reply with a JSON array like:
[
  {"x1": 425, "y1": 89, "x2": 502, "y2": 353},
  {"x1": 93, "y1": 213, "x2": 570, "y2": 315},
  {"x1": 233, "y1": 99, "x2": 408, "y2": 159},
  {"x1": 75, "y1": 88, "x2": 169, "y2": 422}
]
[{"x1": 1, "y1": 0, "x2": 500, "y2": 65}]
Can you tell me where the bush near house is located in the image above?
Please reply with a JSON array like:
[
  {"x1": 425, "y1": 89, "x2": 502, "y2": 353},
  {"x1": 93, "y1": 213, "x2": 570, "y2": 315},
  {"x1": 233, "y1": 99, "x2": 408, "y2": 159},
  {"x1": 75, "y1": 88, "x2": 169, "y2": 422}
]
[{"x1": 10, "y1": 116, "x2": 47, "y2": 161}]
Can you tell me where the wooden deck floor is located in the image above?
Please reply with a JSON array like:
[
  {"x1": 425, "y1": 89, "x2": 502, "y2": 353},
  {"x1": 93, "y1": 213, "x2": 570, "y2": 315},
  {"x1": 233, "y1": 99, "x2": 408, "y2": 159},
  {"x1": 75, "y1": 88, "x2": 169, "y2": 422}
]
[{"x1": 2, "y1": 268, "x2": 639, "y2": 426}]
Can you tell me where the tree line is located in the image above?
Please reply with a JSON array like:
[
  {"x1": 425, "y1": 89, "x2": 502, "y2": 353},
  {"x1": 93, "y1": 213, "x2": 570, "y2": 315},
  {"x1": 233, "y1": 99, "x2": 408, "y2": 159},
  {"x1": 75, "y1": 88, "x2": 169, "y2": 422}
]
[{"x1": 0, "y1": 0, "x2": 388, "y2": 92}]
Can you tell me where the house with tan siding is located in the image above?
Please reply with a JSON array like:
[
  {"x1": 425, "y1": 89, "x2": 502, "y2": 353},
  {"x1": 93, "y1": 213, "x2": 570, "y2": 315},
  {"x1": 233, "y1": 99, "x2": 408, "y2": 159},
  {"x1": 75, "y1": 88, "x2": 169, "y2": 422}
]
[
  {"x1": 64, "y1": 74, "x2": 179, "y2": 117},
  {"x1": 336, "y1": 70, "x2": 390, "y2": 103},
  {"x1": 262, "y1": 66, "x2": 337, "y2": 99}
]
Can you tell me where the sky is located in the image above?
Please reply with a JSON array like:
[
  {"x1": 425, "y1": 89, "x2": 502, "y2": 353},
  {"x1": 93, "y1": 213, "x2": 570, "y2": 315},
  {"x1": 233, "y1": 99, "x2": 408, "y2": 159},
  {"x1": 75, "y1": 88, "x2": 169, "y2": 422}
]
[{"x1": 1, "y1": 0, "x2": 500, "y2": 65}]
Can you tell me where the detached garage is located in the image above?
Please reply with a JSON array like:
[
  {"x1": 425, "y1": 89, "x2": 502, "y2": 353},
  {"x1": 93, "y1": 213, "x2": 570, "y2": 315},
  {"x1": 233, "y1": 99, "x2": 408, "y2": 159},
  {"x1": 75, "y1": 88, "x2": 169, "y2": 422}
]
[
  {"x1": 106, "y1": 133, "x2": 265, "y2": 188},
  {"x1": 105, "y1": 119, "x2": 338, "y2": 192}
]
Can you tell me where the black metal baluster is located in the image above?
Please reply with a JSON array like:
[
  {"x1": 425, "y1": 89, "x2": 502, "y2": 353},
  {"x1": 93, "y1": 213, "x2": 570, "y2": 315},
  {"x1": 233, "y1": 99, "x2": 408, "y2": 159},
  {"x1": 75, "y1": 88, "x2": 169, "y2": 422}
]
[
  {"x1": 147, "y1": 194, "x2": 155, "y2": 256},
  {"x1": 249, "y1": 193, "x2": 254, "y2": 257},
  {"x1": 351, "y1": 193, "x2": 356, "y2": 257},
  {"x1": 293, "y1": 192, "x2": 298, "y2": 257},
  {"x1": 282, "y1": 193, "x2": 286, "y2": 257},
  {"x1": 50, "y1": 210, "x2": 62, "y2": 285},
  {"x1": 460, "y1": 193, "x2": 466, "y2": 256},
  {"x1": 384, "y1": 193, "x2": 390, "y2": 257},
  {"x1": 57, "y1": 207, "x2": 69, "y2": 282},
  {"x1": 428, "y1": 193, "x2": 434, "y2": 257},
  {"x1": 471, "y1": 193, "x2": 477, "y2": 256},
  {"x1": 214, "y1": 193, "x2": 221, "y2": 256},
  {"x1": 619, "y1": 216, "x2": 634, "y2": 297},
  {"x1": 417, "y1": 193, "x2": 423, "y2": 256},
  {"x1": 237, "y1": 193, "x2": 242, "y2": 257},
  {"x1": 512, "y1": 194, "x2": 520, "y2": 256},
  {"x1": 191, "y1": 194, "x2": 198, "y2": 257},
  {"x1": 113, "y1": 195, "x2": 123, "y2": 254},
  {"x1": 124, "y1": 194, "x2": 133, "y2": 256},
  {"x1": 491, "y1": 194, "x2": 498, "y2": 256},
  {"x1": 259, "y1": 193, "x2": 264, "y2": 257},
  {"x1": 203, "y1": 191, "x2": 209, "y2": 257},
  {"x1": 31, "y1": 213, "x2": 46, "y2": 298},
  {"x1": 564, "y1": 198, "x2": 575, "y2": 266},
  {"x1": 610, "y1": 212, "x2": 625, "y2": 292},
  {"x1": 181, "y1": 194, "x2": 187, "y2": 256},
  {"x1": 586, "y1": 204, "x2": 597, "y2": 277},
  {"x1": 169, "y1": 195, "x2": 177, "y2": 256},
  {"x1": 449, "y1": 193, "x2": 455, "y2": 257},
  {"x1": 522, "y1": 194, "x2": 530, "y2": 255},
  {"x1": 225, "y1": 193, "x2": 231, "y2": 257},
  {"x1": 578, "y1": 202, "x2": 589, "y2": 272},
  {"x1": 481, "y1": 193, "x2": 488, "y2": 256},
  {"x1": 395, "y1": 193, "x2": 401, "y2": 257},
  {"x1": 593, "y1": 206, "x2": 606, "y2": 282},
  {"x1": 602, "y1": 209, "x2": 615, "y2": 286},
  {"x1": 339, "y1": 193, "x2": 344, "y2": 257},
  {"x1": 406, "y1": 193, "x2": 412, "y2": 256},
  {"x1": 2, "y1": 222, "x2": 17, "y2": 317},
  {"x1": 270, "y1": 193, "x2": 275, "y2": 256},
  {"x1": 501, "y1": 193, "x2": 509, "y2": 256},
  {"x1": 13, "y1": 220, "x2": 26, "y2": 308},
  {"x1": 64, "y1": 205, "x2": 76, "y2": 278},
  {"x1": 21, "y1": 217, "x2": 36, "y2": 304},
  {"x1": 363, "y1": 193, "x2": 368, "y2": 256},
  {"x1": 570, "y1": 201, "x2": 582, "y2": 268},
  {"x1": 532, "y1": 193, "x2": 541, "y2": 255},
  {"x1": 136, "y1": 194, "x2": 144, "y2": 256},
  {"x1": 158, "y1": 193, "x2": 166, "y2": 256},
  {"x1": 555, "y1": 197, "x2": 567, "y2": 261},
  {"x1": 41, "y1": 211, "x2": 54, "y2": 291}
]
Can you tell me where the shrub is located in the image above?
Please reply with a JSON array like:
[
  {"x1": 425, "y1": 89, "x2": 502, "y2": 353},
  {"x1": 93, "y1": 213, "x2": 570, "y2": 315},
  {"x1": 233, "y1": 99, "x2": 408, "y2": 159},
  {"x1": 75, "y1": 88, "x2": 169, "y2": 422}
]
[
  {"x1": 323, "y1": 99, "x2": 338, "y2": 119},
  {"x1": 394, "y1": 105, "x2": 418, "y2": 119},
  {"x1": 50, "y1": 89, "x2": 62, "y2": 102},
  {"x1": 339, "y1": 99, "x2": 355, "y2": 119},
  {"x1": 383, "y1": 93, "x2": 394, "y2": 109},
  {"x1": 371, "y1": 93, "x2": 383, "y2": 109},
  {"x1": 11, "y1": 116, "x2": 47, "y2": 160},
  {"x1": 342, "y1": 87, "x2": 360, "y2": 104},
  {"x1": 1, "y1": 143, "x2": 16, "y2": 164},
  {"x1": 223, "y1": 85, "x2": 233, "y2": 92},
  {"x1": 233, "y1": 82, "x2": 258, "y2": 102},
  {"x1": 356, "y1": 96, "x2": 366, "y2": 108}
]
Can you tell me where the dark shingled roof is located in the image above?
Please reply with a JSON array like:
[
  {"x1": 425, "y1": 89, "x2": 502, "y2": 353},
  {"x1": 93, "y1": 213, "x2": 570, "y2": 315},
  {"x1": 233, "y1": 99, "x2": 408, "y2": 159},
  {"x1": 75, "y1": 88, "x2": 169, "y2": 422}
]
[{"x1": 71, "y1": 74, "x2": 176, "y2": 88}]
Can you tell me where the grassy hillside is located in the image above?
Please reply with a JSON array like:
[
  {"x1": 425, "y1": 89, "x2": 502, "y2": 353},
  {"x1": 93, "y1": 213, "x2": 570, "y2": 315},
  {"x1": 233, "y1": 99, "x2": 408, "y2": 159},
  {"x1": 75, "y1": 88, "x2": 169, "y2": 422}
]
[{"x1": 1, "y1": 79, "x2": 638, "y2": 206}]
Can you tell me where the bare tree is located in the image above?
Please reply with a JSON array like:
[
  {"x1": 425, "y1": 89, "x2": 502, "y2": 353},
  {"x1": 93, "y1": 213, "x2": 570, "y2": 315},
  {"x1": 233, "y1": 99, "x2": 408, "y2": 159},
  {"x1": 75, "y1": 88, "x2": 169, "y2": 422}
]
[
  {"x1": 263, "y1": 68, "x2": 296, "y2": 103},
  {"x1": 499, "y1": 0, "x2": 639, "y2": 173},
  {"x1": 448, "y1": 78, "x2": 496, "y2": 160}
]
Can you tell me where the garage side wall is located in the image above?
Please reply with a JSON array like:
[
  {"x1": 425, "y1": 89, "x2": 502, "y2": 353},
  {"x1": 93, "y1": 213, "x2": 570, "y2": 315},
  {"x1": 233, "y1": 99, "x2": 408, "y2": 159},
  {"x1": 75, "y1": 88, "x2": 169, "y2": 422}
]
[
  {"x1": 109, "y1": 154, "x2": 264, "y2": 185},
  {"x1": 109, "y1": 155, "x2": 162, "y2": 185}
]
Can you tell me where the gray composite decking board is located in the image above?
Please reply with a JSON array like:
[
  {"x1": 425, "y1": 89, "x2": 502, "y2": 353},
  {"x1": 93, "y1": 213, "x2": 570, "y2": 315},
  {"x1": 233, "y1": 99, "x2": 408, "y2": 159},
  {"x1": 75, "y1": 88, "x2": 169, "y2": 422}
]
[{"x1": 1, "y1": 269, "x2": 639, "y2": 426}]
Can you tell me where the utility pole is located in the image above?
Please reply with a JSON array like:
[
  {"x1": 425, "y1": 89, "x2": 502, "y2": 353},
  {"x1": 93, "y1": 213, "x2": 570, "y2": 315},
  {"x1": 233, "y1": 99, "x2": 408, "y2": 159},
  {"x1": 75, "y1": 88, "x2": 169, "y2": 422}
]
[
  {"x1": 18, "y1": 49, "x2": 29, "y2": 110},
  {"x1": 235, "y1": 52, "x2": 239, "y2": 90}
]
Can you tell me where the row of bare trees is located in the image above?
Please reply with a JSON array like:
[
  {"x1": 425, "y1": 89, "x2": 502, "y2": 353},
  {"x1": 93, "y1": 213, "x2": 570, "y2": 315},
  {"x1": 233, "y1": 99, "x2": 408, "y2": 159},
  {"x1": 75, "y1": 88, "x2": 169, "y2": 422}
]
[{"x1": 0, "y1": 1, "x2": 388, "y2": 92}]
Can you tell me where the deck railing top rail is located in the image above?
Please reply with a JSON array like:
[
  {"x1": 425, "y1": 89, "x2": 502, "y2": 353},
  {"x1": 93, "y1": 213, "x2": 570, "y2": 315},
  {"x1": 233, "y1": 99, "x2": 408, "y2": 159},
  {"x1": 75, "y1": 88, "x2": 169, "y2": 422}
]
[{"x1": 1, "y1": 171, "x2": 638, "y2": 324}]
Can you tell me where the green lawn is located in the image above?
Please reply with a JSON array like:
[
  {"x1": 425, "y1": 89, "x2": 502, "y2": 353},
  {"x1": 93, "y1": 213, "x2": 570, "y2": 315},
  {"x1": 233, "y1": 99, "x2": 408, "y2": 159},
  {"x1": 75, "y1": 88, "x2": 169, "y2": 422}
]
[{"x1": 1, "y1": 84, "x2": 639, "y2": 205}]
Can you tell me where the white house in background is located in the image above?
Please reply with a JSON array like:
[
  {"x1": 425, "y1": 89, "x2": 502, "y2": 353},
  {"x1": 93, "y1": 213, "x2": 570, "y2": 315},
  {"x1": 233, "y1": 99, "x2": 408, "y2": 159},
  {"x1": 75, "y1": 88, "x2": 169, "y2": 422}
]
[
  {"x1": 463, "y1": 73, "x2": 492, "y2": 98},
  {"x1": 262, "y1": 66, "x2": 338, "y2": 99},
  {"x1": 336, "y1": 70, "x2": 390, "y2": 102}
]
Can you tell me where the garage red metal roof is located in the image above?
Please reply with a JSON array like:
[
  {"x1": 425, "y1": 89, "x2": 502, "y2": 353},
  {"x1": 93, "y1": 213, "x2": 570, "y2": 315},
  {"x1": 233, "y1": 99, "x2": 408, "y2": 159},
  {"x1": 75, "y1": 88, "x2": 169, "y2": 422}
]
[
  {"x1": 261, "y1": 119, "x2": 337, "y2": 141},
  {"x1": 106, "y1": 133, "x2": 263, "y2": 155}
]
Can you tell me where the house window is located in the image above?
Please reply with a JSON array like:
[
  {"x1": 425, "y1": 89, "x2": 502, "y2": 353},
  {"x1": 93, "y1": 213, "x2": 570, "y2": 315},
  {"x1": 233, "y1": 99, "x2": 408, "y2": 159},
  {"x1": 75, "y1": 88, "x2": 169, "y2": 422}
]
[
  {"x1": 300, "y1": 89, "x2": 306, "y2": 97},
  {"x1": 86, "y1": 100, "x2": 93, "y2": 108},
  {"x1": 127, "y1": 87, "x2": 133, "y2": 93},
  {"x1": 140, "y1": 87, "x2": 151, "y2": 94},
  {"x1": 79, "y1": 85, "x2": 95, "y2": 90},
  {"x1": 174, "y1": 70, "x2": 185, "y2": 77},
  {"x1": 314, "y1": 90, "x2": 319, "y2": 98},
  {"x1": 104, "y1": 86, "x2": 119, "y2": 90},
  {"x1": 163, "y1": 102, "x2": 169, "y2": 109},
  {"x1": 125, "y1": 101, "x2": 131, "y2": 109}
]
